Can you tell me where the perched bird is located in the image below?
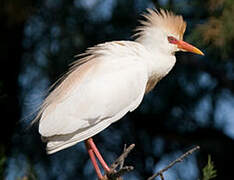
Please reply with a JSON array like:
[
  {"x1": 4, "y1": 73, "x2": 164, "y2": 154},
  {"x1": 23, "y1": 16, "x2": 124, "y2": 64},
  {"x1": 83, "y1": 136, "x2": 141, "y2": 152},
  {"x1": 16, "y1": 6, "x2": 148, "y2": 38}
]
[{"x1": 33, "y1": 9, "x2": 204, "y2": 179}]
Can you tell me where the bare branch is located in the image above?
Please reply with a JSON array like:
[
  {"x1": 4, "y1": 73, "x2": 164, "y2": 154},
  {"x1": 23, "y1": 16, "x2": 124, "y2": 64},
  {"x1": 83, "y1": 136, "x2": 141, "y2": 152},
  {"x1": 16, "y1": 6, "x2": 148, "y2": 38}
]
[
  {"x1": 110, "y1": 144, "x2": 135, "y2": 170},
  {"x1": 119, "y1": 144, "x2": 127, "y2": 169},
  {"x1": 106, "y1": 166, "x2": 134, "y2": 180},
  {"x1": 104, "y1": 144, "x2": 135, "y2": 180},
  {"x1": 148, "y1": 146, "x2": 200, "y2": 180}
]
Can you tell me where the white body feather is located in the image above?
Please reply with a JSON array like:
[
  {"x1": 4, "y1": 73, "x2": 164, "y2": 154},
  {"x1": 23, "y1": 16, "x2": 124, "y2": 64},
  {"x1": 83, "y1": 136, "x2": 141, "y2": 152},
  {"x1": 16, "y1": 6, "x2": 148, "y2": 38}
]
[
  {"x1": 38, "y1": 41, "x2": 175, "y2": 154},
  {"x1": 36, "y1": 9, "x2": 184, "y2": 154}
]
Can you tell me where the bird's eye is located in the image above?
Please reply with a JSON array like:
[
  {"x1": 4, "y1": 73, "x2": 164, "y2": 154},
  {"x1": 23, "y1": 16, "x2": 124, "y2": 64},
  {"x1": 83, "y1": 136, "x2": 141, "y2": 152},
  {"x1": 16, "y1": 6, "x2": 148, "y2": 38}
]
[{"x1": 168, "y1": 36, "x2": 178, "y2": 44}]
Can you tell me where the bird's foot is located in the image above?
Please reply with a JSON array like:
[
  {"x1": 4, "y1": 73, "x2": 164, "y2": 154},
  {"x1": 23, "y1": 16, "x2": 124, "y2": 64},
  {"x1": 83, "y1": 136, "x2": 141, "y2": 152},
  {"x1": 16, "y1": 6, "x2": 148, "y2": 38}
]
[
  {"x1": 85, "y1": 138, "x2": 135, "y2": 180},
  {"x1": 105, "y1": 144, "x2": 135, "y2": 180}
]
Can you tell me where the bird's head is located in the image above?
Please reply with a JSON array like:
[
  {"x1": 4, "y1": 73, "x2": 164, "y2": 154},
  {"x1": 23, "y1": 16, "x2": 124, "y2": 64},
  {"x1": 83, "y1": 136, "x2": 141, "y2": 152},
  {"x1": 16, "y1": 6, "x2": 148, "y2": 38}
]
[{"x1": 135, "y1": 9, "x2": 204, "y2": 56}]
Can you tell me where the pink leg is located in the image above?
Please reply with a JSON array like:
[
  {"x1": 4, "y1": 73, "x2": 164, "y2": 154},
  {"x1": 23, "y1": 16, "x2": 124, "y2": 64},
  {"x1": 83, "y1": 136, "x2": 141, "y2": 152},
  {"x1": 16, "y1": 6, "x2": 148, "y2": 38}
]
[
  {"x1": 85, "y1": 140, "x2": 103, "y2": 179},
  {"x1": 87, "y1": 138, "x2": 110, "y2": 172}
]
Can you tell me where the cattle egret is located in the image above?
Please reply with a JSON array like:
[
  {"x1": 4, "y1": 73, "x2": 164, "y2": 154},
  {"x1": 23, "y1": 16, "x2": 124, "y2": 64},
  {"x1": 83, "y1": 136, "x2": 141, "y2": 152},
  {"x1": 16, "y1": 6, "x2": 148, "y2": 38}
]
[{"x1": 33, "y1": 9, "x2": 204, "y2": 179}]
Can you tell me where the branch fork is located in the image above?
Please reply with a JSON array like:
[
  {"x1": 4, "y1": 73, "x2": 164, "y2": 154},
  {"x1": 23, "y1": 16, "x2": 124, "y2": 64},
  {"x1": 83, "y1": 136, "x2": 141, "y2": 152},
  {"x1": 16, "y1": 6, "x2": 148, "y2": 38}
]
[{"x1": 104, "y1": 144, "x2": 135, "y2": 180}]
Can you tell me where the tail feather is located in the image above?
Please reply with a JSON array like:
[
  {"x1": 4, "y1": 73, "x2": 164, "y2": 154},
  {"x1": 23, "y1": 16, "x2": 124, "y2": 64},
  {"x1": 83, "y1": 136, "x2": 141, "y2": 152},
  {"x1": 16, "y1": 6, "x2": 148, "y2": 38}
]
[{"x1": 45, "y1": 119, "x2": 111, "y2": 154}]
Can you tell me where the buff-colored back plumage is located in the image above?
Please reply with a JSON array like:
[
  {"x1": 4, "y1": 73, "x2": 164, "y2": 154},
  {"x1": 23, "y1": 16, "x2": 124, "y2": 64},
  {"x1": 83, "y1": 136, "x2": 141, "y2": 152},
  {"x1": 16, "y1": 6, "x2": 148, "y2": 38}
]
[
  {"x1": 135, "y1": 9, "x2": 187, "y2": 40},
  {"x1": 32, "y1": 46, "x2": 102, "y2": 124}
]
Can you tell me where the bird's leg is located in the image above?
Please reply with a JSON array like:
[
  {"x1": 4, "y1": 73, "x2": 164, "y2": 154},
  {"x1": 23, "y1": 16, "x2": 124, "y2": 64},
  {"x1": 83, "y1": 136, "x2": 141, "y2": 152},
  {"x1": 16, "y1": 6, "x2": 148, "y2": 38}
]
[
  {"x1": 85, "y1": 140, "x2": 103, "y2": 179},
  {"x1": 86, "y1": 138, "x2": 111, "y2": 173}
]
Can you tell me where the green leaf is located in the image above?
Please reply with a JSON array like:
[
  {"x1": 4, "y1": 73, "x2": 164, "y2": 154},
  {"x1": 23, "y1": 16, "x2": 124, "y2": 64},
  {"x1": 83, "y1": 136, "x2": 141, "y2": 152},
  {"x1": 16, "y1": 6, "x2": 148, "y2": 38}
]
[{"x1": 202, "y1": 155, "x2": 217, "y2": 180}]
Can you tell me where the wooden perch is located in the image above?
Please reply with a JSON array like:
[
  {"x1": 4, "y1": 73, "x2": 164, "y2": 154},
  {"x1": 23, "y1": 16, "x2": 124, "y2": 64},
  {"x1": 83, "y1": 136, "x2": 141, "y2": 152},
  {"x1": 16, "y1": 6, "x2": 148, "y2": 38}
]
[
  {"x1": 104, "y1": 144, "x2": 135, "y2": 180},
  {"x1": 147, "y1": 146, "x2": 200, "y2": 180},
  {"x1": 101, "y1": 144, "x2": 200, "y2": 180}
]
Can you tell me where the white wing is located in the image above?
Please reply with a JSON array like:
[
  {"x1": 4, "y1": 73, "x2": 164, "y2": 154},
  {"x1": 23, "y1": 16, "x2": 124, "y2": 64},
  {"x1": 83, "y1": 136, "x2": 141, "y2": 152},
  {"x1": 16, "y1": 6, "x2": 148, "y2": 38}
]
[{"x1": 38, "y1": 41, "x2": 149, "y2": 153}]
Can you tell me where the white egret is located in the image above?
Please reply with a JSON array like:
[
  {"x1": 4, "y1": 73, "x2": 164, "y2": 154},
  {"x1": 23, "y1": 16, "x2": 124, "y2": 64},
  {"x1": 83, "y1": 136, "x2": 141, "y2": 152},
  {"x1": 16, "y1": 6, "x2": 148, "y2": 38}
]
[{"x1": 33, "y1": 9, "x2": 204, "y2": 179}]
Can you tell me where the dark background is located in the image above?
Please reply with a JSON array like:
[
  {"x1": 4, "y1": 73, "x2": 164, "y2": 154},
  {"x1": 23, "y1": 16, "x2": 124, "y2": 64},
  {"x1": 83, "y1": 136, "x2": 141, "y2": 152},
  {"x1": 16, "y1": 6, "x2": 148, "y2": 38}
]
[{"x1": 1, "y1": 0, "x2": 234, "y2": 179}]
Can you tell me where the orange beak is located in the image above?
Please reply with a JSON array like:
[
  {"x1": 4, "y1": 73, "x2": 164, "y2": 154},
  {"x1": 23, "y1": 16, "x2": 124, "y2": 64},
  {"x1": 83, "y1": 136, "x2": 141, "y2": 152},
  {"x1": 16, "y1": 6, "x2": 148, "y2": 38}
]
[{"x1": 177, "y1": 40, "x2": 204, "y2": 56}]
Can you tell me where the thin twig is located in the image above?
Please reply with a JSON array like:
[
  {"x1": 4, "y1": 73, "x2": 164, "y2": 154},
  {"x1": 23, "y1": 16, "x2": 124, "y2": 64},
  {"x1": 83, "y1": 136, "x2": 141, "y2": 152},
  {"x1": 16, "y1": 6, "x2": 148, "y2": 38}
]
[
  {"x1": 147, "y1": 146, "x2": 200, "y2": 180},
  {"x1": 104, "y1": 144, "x2": 135, "y2": 180},
  {"x1": 107, "y1": 166, "x2": 134, "y2": 180},
  {"x1": 110, "y1": 144, "x2": 135, "y2": 170},
  {"x1": 119, "y1": 144, "x2": 127, "y2": 169},
  {"x1": 159, "y1": 173, "x2": 164, "y2": 180}
]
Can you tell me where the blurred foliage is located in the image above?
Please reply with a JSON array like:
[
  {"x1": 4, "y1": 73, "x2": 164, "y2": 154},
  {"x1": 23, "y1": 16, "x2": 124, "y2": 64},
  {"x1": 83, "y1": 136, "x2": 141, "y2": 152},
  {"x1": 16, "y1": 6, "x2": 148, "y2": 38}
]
[
  {"x1": 0, "y1": 0, "x2": 234, "y2": 179},
  {"x1": 193, "y1": 0, "x2": 234, "y2": 59},
  {"x1": 202, "y1": 155, "x2": 217, "y2": 180},
  {"x1": 0, "y1": 0, "x2": 35, "y2": 26},
  {"x1": 17, "y1": 160, "x2": 37, "y2": 180},
  {"x1": 0, "y1": 149, "x2": 6, "y2": 180}
]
